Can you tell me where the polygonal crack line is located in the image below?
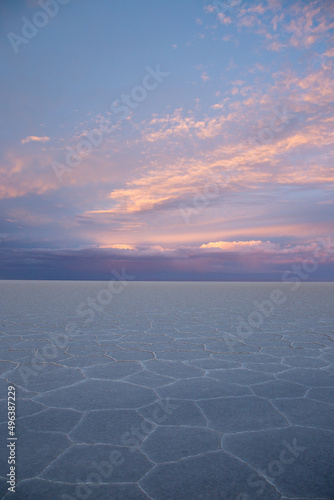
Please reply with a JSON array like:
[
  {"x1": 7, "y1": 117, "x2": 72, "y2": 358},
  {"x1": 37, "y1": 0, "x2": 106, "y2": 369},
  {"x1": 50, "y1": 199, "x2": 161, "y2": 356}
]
[
  {"x1": 251, "y1": 378, "x2": 307, "y2": 389},
  {"x1": 19, "y1": 361, "x2": 70, "y2": 371},
  {"x1": 141, "y1": 449, "x2": 243, "y2": 471},
  {"x1": 239, "y1": 362, "x2": 282, "y2": 372},
  {"x1": 281, "y1": 497, "x2": 331, "y2": 500},
  {"x1": 206, "y1": 375, "x2": 272, "y2": 388},
  {"x1": 71, "y1": 366, "x2": 87, "y2": 380},
  {"x1": 221, "y1": 425, "x2": 292, "y2": 443},
  {"x1": 304, "y1": 389, "x2": 334, "y2": 405},
  {"x1": 18, "y1": 339, "x2": 53, "y2": 347},
  {"x1": 80, "y1": 358, "x2": 117, "y2": 367},
  {"x1": 194, "y1": 394, "x2": 254, "y2": 404},
  {"x1": 76, "y1": 379, "x2": 161, "y2": 397},
  {"x1": 135, "y1": 398, "x2": 174, "y2": 417},
  {"x1": 35, "y1": 443, "x2": 76, "y2": 479},
  {"x1": 322, "y1": 365, "x2": 334, "y2": 373},
  {"x1": 0, "y1": 360, "x2": 19, "y2": 368},
  {"x1": 49, "y1": 338, "x2": 71, "y2": 347},
  {"x1": 135, "y1": 462, "x2": 158, "y2": 490},
  {"x1": 117, "y1": 367, "x2": 157, "y2": 380},
  {"x1": 151, "y1": 359, "x2": 206, "y2": 373},
  {"x1": 275, "y1": 377, "x2": 313, "y2": 389},
  {"x1": 47, "y1": 408, "x2": 86, "y2": 437},
  {"x1": 320, "y1": 363, "x2": 334, "y2": 371},
  {"x1": 127, "y1": 375, "x2": 178, "y2": 388},
  {"x1": 140, "y1": 440, "x2": 227, "y2": 469},
  {"x1": 221, "y1": 447, "x2": 283, "y2": 497},
  {"x1": 248, "y1": 386, "x2": 258, "y2": 397},
  {"x1": 0, "y1": 367, "x2": 20, "y2": 378},
  {"x1": 65, "y1": 351, "x2": 109, "y2": 358},
  {"x1": 6, "y1": 348, "x2": 37, "y2": 354},
  {"x1": 320, "y1": 345, "x2": 334, "y2": 352},
  {"x1": 176, "y1": 337, "x2": 218, "y2": 344},
  {"x1": 31, "y1": 378, "x2": 96, "y2": 398},
  {"x1": 24, "y1": 425, "x2": 76, "y2": 445},
  {"x1": 137, "y1": 482, "x2": 153, "y2": 499},
  {"x1": 176, "y1": 339, "x2": 207, "y2": 347},
  {"x1": 200, "y1": 370, "x2": 214, "y2": 380},
  {"x1": 1, "y1": 379, "x2": 40, "y2": 398},
  {"x1": 14, "y1": 404, "x2": 55, "y2": 423},
  {"x1": 291, "y1": 423, "x2": 334, "y2": 434},
  {"x1": 116, "y1": 345, "x2": 153, "y2": 352},
  {"x1": 319, "y1": 354, "x2": 334, "y2": 363},
  {"x1": 135, "y1": 443, "x2": 158, "y2": 468},
  {"x1": 0, "y1": 356, "x2": 32, "y2": 365},
  {"x1": 184, "y1": 400, "x2": 207, "y2": 428},
  {"x1": 21, "y1": 426, "x2": 79, "y2": 442},
  {"x1": 268, "y1": 399, "x2": 293, "y2": 426},
  {"x1": 93, "y1": 372, "x2": 149, "y2": 384},
  {"x1": 12, "y1": 477, "x2": 130, "y2": 489},
  {"x1": 91, "y1": 340, "x2": 119, "y2": 347},
  {"x1": 182, "y1": 358, "x2": 208, "y2": 366},
  {"x1": 133, "y1": 408, "x2": 159, "y2": 430}
]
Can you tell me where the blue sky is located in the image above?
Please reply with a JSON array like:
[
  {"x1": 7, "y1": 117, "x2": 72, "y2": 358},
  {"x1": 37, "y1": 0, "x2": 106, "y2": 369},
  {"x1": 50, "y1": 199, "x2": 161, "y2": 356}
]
[{"x1": 0, "y1": 0, "x2": 333, "y2": 280}]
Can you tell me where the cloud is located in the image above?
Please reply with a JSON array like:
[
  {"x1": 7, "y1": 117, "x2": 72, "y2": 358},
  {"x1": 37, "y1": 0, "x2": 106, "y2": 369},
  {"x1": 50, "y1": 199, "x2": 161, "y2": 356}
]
[
  {"x1": 198, "y1": 240, "x2": 331, "y2": 257},
  {"x1": 0, "y1": 150, "x2": 58, "y2": 199},
  {"x1": 201, "y1": 71, "x2": 210, "y2": 82},
  {"x1": 207, "y1": 0, "x2": 333, "y2": 52},
  {"x1": 1, "y1": 238, "x2": 333, "y2": 281},
  {"x1": 200, "y1": 240, "x2": 274, "y2": 250},
  {"x1": 98, "y1": 244, "x2": 136, "y2": 250},
  {"x1": 141, "y1": 109, "x2": 227, "y2": 143},
  {"x1": 267, "y1": 40, "x2": 286, "y2": 51},
  {"x1": 218, "y1": 13, "x2": 232, "y2": 25},
  {"x1": 285, "y1": 4, "x2": 334, "y2": 49},
  {"x1": 21, "y1": 136, "x2": 50, "y2": 144},
  {"x1": 76, "y1": 81, "x2": 333, "y2": 220},
  {"x1": 324, "y1": 47, "x2": 334, "y2": 57}
]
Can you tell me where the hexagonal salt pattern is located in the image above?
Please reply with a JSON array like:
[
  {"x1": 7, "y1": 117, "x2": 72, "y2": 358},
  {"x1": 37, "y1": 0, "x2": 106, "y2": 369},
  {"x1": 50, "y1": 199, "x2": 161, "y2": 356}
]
[{"x1": 1, "y1": 281, "x2": 334, "y2": 499}]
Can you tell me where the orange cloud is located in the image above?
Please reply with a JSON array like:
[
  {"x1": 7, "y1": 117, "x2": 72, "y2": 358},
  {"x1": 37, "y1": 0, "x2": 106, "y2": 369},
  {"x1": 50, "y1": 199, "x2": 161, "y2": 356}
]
[
  {"x1": 98, "y1": 244, "x2": 136, "y2": 250},
  {"x1": 200, "y1": 240, "x2": 268, "y2": 250},
  {"x1": 141, "y1": 109, "x2": 228, "y2": 142},
  {"x1": 0, "y1": 150, "x2": 58, "y2": 199},
  {"x1": 21, "y1": 136, "x2": 50, "y2": 144},
  {"x1": 285, "y1": 4, "x2": 334, "y2": 48}
]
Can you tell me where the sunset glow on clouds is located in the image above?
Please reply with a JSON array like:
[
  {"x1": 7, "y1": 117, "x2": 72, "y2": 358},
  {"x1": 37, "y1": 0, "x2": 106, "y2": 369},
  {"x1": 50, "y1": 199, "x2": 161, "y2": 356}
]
[{"x1": 0, "y1": 0, "x2": 333, "y2": 280}]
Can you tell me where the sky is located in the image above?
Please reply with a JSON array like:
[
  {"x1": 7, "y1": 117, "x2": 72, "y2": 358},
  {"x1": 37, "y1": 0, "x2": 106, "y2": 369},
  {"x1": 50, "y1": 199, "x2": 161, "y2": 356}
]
[{"x1": 0, "y1": 0, "x2": 333, "y2": 281}]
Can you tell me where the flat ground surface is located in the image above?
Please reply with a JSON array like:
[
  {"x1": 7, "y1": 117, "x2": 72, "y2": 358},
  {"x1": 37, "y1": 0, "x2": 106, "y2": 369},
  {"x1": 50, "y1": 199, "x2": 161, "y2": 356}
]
[{"x1": 0, "y1": 281, "x2": 334, "y2": 500}]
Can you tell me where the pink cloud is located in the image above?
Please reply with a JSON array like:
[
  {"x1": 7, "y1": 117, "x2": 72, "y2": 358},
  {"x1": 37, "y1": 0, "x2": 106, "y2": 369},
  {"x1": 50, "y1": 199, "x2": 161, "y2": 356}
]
[
  {"x1": 21, "y1": 136, "x2": 50, "y2": 144},
  {"x1": 200, "y1": 240, "x2": 276, "y2": 251}
]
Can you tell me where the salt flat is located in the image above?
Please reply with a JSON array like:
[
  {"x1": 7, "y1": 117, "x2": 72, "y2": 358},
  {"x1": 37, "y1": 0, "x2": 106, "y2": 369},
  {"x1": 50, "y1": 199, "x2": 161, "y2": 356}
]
[{"x1": 0, "y1": 281, "x2": 334, "y2": 499}]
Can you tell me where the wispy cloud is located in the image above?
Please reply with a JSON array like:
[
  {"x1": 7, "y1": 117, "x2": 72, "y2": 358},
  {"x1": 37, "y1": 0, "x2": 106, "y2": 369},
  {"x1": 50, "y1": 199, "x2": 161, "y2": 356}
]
[
  {"x1": 200, "y1": 240, "x2": 275, "y2": 251},
  {"x1": 2, "y1": 0, "x2": 333, "y2": 280},
  {"x1": 21, "y1": 136, "x2": 50, "y2": 144}
]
